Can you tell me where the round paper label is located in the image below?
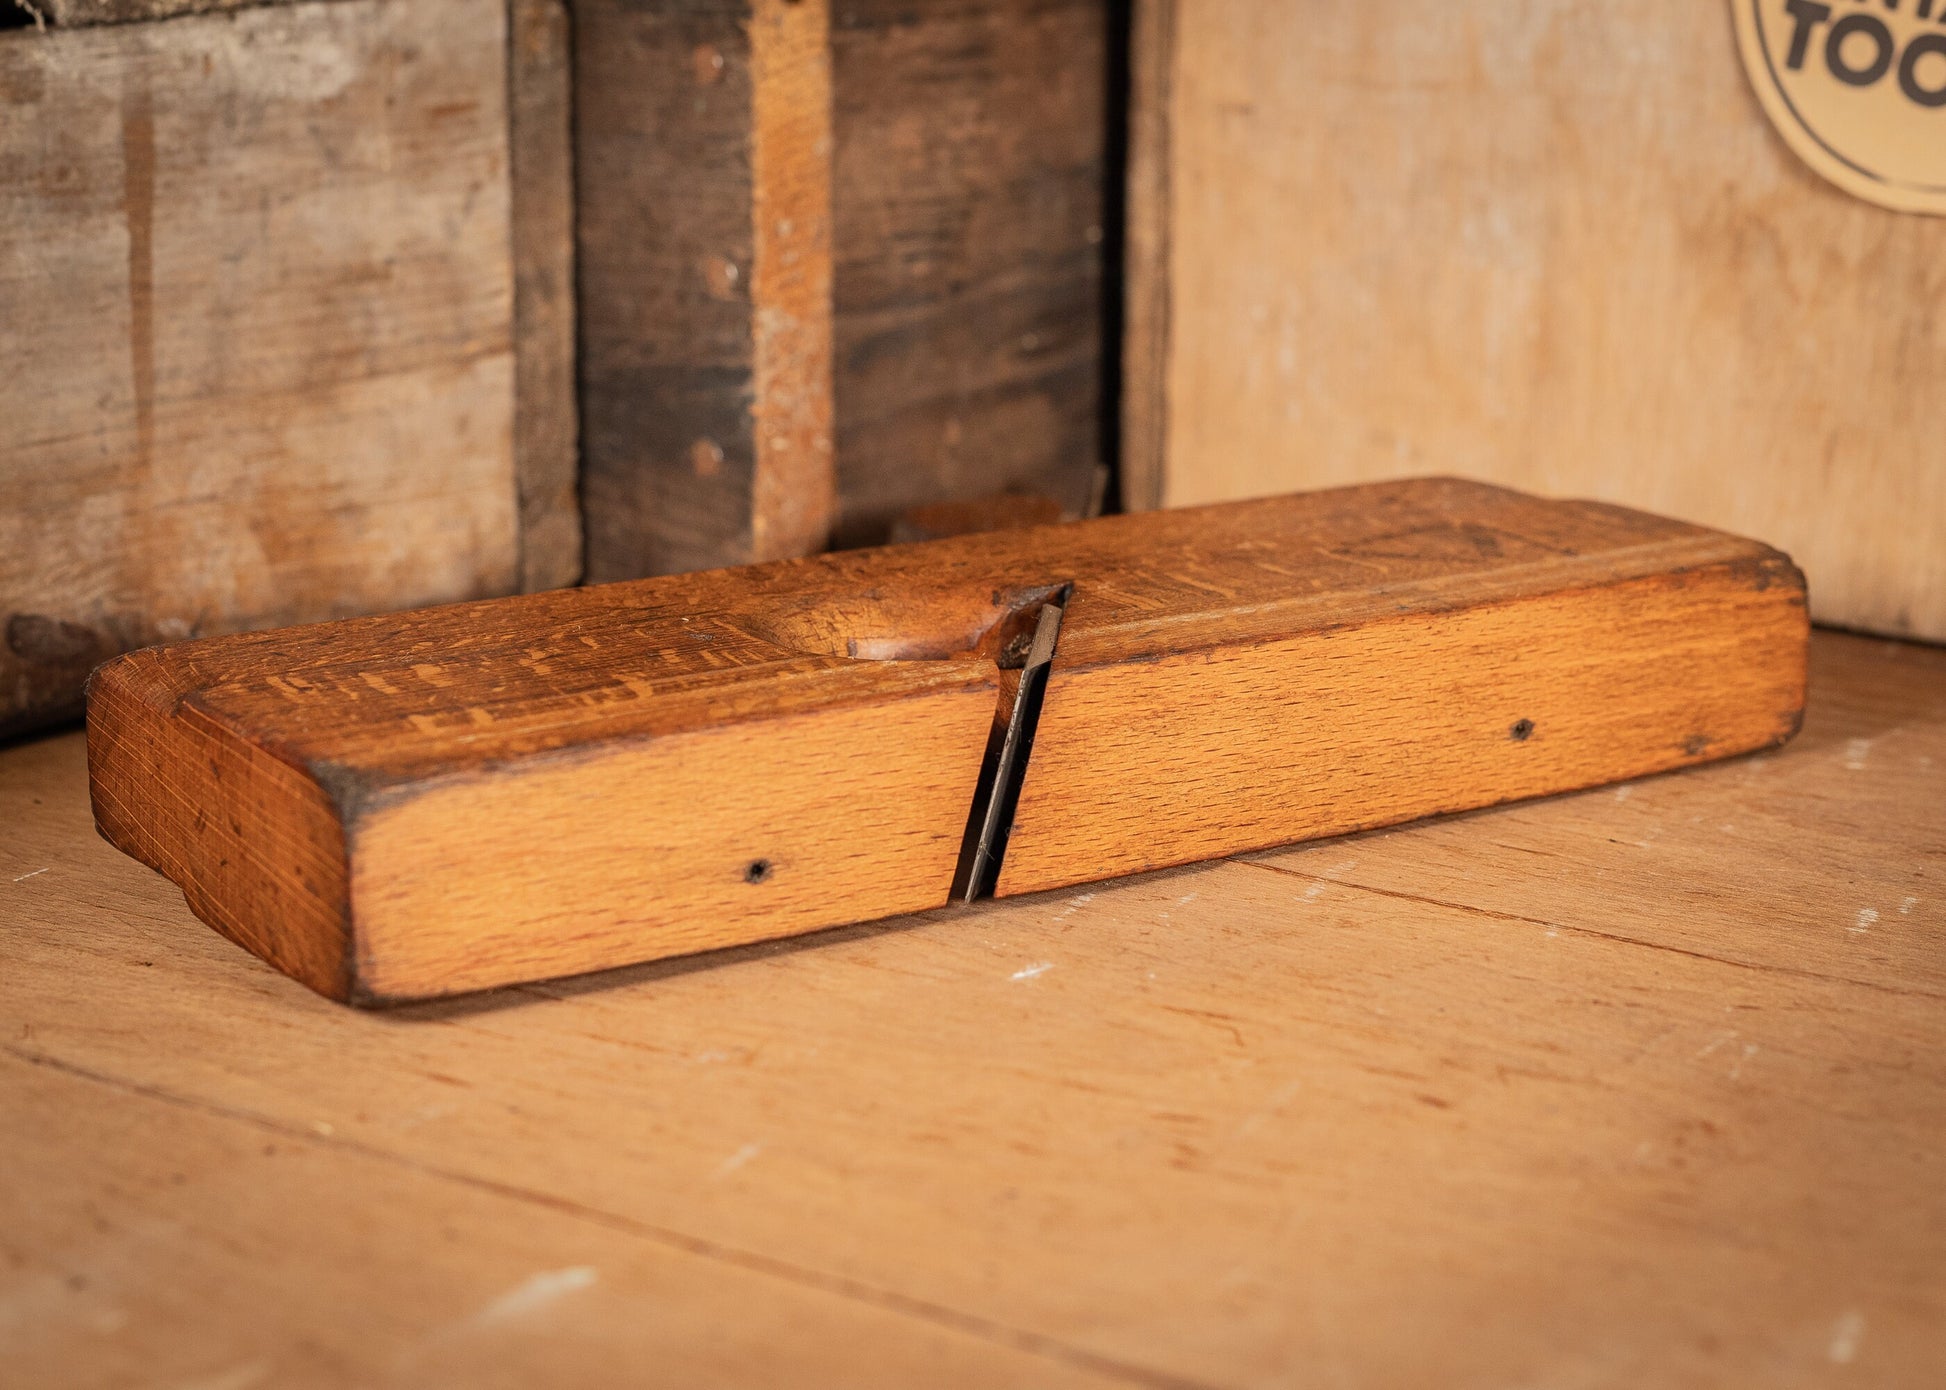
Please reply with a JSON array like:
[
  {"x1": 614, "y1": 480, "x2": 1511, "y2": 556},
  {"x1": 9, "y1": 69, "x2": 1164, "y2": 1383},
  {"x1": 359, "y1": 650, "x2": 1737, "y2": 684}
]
[{"x1": 1733, "y1": 0, "x2": 1946, "y2": 214}]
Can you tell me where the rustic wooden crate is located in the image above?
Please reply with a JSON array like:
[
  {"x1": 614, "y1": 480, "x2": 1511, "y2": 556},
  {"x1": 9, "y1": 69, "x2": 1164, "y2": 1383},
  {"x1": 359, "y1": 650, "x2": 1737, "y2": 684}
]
[
  {"x1": 1125, "y1": 0, "x2": 1946, "y2": 643},
  {"x1": 575, "y1": 0, "x2": 1106, "y2": 581},
  {"x1": 0, "y1": 0, "x2": 580, "y2": 738}
]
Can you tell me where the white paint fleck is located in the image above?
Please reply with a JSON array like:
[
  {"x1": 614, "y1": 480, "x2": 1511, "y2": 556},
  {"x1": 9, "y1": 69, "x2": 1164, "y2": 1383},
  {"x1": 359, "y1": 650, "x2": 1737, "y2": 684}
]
[
  {"x1": 1178, "y1": 891, "x2": 1200, "y2": 905},
  {"x1": 1544, "y1": 926, "x2": 1559, "y2": 938},
  {"x1": 1828, "y1": 1309, "x2": 1866, "y2": 1364},
  {"x1": 10, "y1": 868, "x2": 49, "y2": 883},
  {"x1": 1696, "y1": 1031, "x2": 1736, "y2": 1059},
  {"x1": 1845, "y1": 738, "x2": 1872, "y2": 771},
  {"x1": 1901, "y1": 896, "x2": 1917, "y2": 915},
  {"x1": 713, "y1": 1143, "x2": 761, "y2": 1178},
  {"x1": 1302, "y1": 883, "x2": 1326, "y2": 902},
  {"x1": 395, "y1": 1103, "x2": 456, "y2": 1132},
  {"x1": 1613, "y1": 785, "x2": 1633, "y2": 802},
  {"x1": 1730, "y1": 1043, "x2": 1758, "y2": 1081},
  {"x1": 1326, "y1": 859, "x2": 1359, "y2": 878},
  {"x1": 1851, "y1": 907, "x2": 1879, "y2": 934},
  {"x1": 1011, "y1": 962, "x2": 1053, "y2": 981},
  {"x1": 1228, "y1": 1080, "x2": 1303, "y2": 1142},
  {"x1": 475, "y1": 1267, "x2": 598, "y2": 1325}
]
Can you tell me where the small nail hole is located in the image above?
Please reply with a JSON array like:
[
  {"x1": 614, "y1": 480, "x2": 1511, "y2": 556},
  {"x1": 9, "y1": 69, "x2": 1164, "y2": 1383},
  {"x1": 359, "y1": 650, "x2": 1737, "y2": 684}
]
[
  {"x1": 744, "y1": 859, "x2": 773, "y2": 884},
  {"x1": 1509, "y1": 719, "x2": 1535, "y2": 741}
]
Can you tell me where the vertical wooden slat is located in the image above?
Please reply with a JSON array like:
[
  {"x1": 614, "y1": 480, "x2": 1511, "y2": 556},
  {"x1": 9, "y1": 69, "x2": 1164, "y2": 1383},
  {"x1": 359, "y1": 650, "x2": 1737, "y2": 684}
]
[
  {"x1": 575, "y1": 0, "x2": 761, "y2": 581},
  {"x1": 748, "y1": 0, "x2": 835, "y2": 562},
  {"x1": 507, "y1": 0, "x2": 583, "y2": 591},
  {"x1": 826, "y1": 0, "x2": 1106, "y2": 544},
  {"x1": 1119, "y1": 0, "x2": 1173, "y2": 514}
]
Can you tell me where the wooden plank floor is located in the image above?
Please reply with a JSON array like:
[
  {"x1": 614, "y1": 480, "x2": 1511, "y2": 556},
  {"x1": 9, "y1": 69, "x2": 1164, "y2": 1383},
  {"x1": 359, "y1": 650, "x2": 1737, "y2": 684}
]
[{"x1": 2, "y1": 630, "x2": 1941, "y2": 1388}]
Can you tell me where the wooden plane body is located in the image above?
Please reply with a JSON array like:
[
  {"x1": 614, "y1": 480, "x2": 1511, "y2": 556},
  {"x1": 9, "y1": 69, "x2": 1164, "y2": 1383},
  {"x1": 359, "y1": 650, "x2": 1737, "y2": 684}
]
[{"x1": 86, "y1": 479, "x2": 1808, "y2": 1003}]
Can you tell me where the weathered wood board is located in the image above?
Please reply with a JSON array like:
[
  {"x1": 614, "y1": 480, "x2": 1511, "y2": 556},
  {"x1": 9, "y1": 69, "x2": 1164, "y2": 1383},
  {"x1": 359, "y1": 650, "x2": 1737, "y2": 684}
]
[
  {"x1": 829, "y1": 0, "x2": 1105, "y2": 548},
  {"x1": 0, "y1": 0, "x2": 579, "y2": 739},
  {"x1": 576, "y1": 0, "x2": 834, "y2": 581},
  {"x1": 508, "y1": 0, "x2": 581, "y2": 593},
  {"x1": 576, "y1": 0, "x2": 1104, "y2": 580},
  {"x1": 1126, "y1": 0, "x2": 1946, "y2": 642},
  {"x1": 86, "y1": 479, "x2": 1805, "y2": 1002}
]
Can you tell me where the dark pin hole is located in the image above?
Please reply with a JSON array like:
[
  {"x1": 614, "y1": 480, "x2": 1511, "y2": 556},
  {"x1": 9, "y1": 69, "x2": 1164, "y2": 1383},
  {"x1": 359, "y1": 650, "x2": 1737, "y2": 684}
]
[
  {"x1": 744, "y1": 859, "x2": 773, "y2": 885},
  {"x1": 1509, "y1": 719, "x2": 1535, "y2": 742}
]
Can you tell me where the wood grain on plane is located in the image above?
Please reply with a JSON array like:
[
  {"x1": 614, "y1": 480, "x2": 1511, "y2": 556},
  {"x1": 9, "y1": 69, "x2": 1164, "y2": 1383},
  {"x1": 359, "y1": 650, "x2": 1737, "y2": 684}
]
[{"x1": 85, "y1": 479, "x2": 1809, "y2": 1004}]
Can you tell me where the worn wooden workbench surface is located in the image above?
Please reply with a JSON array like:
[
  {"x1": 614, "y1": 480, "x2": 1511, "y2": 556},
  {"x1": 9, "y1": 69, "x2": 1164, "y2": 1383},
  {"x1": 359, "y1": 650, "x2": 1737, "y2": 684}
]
[{"x1": 3, "y1": 630, "x2": 1942, "y2": 1386}]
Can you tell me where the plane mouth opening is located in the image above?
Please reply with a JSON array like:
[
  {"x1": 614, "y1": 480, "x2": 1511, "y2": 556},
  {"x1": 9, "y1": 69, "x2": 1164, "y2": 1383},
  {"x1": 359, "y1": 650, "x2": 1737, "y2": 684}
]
[{"x1": 951, "y1": 583, "x2": 1073, "y2": 903}]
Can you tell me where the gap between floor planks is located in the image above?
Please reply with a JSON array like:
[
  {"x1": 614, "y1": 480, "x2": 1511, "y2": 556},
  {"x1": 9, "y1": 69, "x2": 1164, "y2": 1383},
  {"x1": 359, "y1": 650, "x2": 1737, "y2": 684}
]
[{"x1": 1237, "y1": 859, "x2": 1945, "y2": 1004}]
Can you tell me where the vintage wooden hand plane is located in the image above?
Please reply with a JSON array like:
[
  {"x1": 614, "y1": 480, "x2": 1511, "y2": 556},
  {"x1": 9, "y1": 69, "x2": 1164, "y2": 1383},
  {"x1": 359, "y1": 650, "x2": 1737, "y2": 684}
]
[{"x1": 87, "y1": 479, "x2": 1807, "y2": 1004}]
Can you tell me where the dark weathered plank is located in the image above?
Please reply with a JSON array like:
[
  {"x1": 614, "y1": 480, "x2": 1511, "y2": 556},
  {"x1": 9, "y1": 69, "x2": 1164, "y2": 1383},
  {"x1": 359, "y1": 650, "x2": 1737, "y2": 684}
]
[
  {"x1": 576, "y1": 0, "x2": 1104, "y2": 576},
  {"x1": 509, "y1": 0, "x2": 583, "y2": 592},
  {"x1": 575, "y1": 0, "x2": 765, "y2": 580},
  {"x1": 828, "y1": 0, "x2": 1104, "y2": 547},
  {"x1": 576, "y1": 0, "x2": 837, "y2": 582}
]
